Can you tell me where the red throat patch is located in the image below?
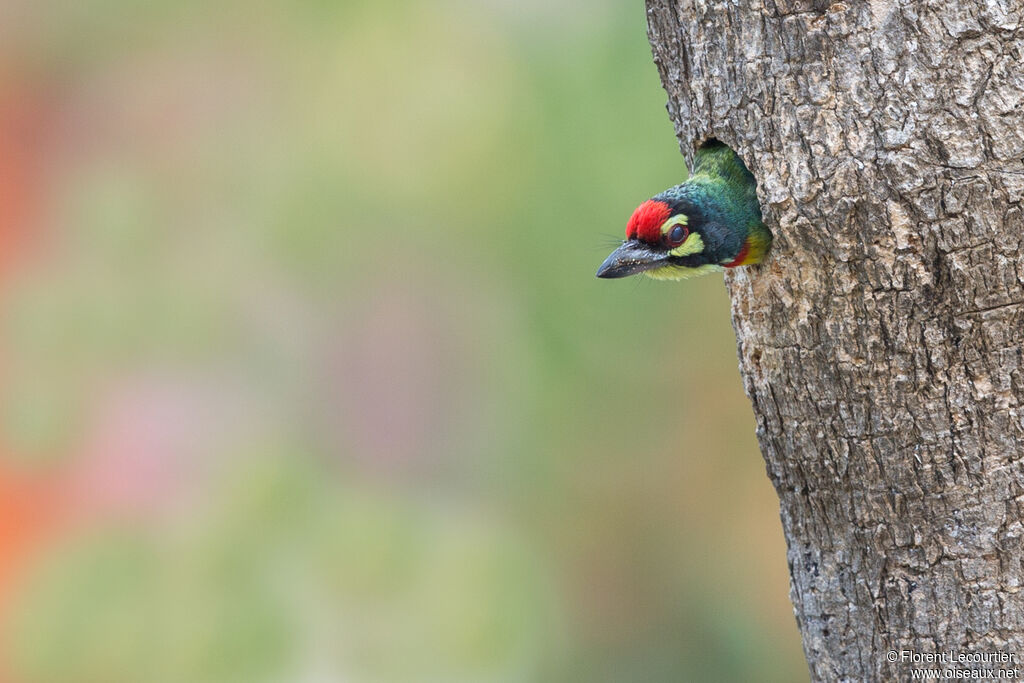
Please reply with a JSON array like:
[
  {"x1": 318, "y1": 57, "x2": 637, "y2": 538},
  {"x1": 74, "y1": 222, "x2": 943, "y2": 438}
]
[{"x1": 626, "y1": 200, "x2": 671, "y2": 244}]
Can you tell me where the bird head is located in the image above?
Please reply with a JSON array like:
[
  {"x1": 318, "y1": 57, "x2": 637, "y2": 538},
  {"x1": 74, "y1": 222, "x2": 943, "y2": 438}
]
[{"x1": 596, "y1": 199, "x2": 712, "y2": 280}]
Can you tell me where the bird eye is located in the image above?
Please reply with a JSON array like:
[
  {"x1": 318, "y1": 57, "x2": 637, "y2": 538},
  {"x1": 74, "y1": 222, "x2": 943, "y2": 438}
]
[{"x1": 667, "y1": 224, "x2": 687, "y2": 247}]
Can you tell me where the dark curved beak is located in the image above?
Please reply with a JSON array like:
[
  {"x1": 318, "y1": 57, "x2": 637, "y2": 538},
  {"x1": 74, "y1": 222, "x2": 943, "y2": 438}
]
[{"x1": 596, "y1": 240, "x2": 669, "y2": 279}]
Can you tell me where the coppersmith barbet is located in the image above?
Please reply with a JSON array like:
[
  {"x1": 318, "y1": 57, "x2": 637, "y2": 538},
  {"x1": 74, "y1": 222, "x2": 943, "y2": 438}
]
[{"x1": 597, "y1": 140, "x2": 772, "y2": 280}]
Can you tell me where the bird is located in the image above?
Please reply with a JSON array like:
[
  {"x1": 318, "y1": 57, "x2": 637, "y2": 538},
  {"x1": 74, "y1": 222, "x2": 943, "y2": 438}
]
[{"x1": 596, "y1": 139, "x2": 772, "y2": 280}]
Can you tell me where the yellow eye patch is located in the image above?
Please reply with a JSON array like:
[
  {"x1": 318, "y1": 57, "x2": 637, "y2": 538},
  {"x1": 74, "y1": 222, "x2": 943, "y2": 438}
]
[
  {"x1": 659, "y1": 214, "x2": 688, "y2": 236},
  {"x1": 659, "y1": 213, "x2": 704, "y2": 258},
  {"x1": 668, "y1": 232, "x2": 705, "y2": 257}
]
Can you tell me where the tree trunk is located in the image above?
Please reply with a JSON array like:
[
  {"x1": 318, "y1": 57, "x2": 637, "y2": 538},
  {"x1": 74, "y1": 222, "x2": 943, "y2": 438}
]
[{"x1": 644, "y1": 1, "x2": 1024, "y2": 680}]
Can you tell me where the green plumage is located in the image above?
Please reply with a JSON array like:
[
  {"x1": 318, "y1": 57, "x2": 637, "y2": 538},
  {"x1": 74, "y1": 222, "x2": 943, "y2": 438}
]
[{"x1": 653, "y1": 140, "x2": 771, "y2": 266}]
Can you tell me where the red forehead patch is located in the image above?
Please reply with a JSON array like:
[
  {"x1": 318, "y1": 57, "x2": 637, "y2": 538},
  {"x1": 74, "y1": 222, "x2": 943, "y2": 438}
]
[{"x1": 626, "y1": 200, "x2": 671, "y2": 243}]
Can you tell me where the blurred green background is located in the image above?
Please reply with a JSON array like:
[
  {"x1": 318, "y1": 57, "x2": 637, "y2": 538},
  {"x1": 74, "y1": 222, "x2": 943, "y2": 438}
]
[{"x1": 0, "y1": 1, "x2": 806, "y2": 681}]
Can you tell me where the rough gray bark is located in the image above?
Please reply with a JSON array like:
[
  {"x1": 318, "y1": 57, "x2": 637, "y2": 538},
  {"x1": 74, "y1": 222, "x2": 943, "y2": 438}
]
[{"x1": 644, "y1": 1, "x2": 1024, "y2": 680}]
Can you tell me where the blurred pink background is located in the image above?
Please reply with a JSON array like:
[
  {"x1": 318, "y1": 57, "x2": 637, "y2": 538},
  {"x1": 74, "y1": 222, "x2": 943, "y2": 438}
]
[{"x1": 0, "y1": 2, "x2": 805, "y2": 681}]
